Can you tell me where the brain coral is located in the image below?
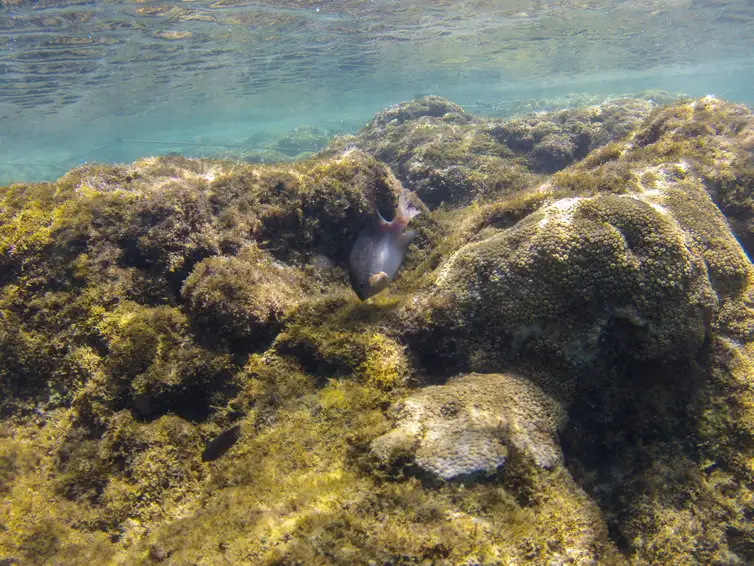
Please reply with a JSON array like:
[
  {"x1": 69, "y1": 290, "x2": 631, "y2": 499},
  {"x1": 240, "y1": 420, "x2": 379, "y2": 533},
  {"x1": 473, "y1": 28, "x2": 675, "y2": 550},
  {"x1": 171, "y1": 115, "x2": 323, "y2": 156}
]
[
  {"x1": 430, "y1": 179, "x2": 731, "y2": 367},
  {"x1": 371, "y1": 372, "x2": 566, "y2": 480}
]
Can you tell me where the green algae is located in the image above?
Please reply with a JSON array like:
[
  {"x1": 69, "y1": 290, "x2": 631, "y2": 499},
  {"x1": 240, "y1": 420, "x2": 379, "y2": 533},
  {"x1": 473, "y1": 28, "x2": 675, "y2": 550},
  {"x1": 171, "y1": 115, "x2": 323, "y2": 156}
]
[
  {"x1": 1, "y1": 96, "x2": 754, "y2": 565},
  {"x1": 325, "y1": 95, "x2": 660, "y2": 208}
]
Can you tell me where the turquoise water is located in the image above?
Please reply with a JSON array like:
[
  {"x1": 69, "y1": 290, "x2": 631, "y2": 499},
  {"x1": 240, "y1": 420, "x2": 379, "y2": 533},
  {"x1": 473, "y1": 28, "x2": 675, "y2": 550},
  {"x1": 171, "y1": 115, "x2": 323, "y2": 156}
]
[{"x1": 1, "y1": 0, "x2": 753, "y2": 184}]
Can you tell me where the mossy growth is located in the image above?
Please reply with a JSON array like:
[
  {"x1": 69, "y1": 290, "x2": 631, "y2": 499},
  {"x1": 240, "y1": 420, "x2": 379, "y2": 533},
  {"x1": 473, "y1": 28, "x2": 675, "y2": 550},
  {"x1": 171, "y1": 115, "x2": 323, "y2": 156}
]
[
  {"x1": 715, "y1": 152, "x2": 754, "y2": 254},
  {"x1": 2, "y1": 96, "x2": 754, "y2": 565},
  {"x1": 111, "y1": 368, "x2": 619, "y2": 566},
  {"x1": 275, "y1": 321, "x2": 410, "y2": 390},
  {"x1": 380, "y1": 97, "x2": 754, "y2": 563},
  {"x1": 0, "y1": 412, "x2": 118, "y2": 565},
  {"x1": 181, "y1": 243, "x2": 312, "y2": 346},
  {"x1": 0, "y1": 146, "x2": 416, "y2": 415},
  {"x1": 95, "y1": 300, "x2": 236, "y2": 420},
  {"x1": 324, "y1": 96, "x2": 658, "y2": 208}
]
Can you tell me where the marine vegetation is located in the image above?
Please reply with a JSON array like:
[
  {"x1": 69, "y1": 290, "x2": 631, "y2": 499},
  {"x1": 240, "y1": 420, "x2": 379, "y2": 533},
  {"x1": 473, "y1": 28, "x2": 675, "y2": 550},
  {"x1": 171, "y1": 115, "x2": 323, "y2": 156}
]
[
  {"x1": 0, "y1": 95, "x2": 753, "y2": 565},
  {"x1": 324, "y1": 94, "x2": 670, "y2": 207}
]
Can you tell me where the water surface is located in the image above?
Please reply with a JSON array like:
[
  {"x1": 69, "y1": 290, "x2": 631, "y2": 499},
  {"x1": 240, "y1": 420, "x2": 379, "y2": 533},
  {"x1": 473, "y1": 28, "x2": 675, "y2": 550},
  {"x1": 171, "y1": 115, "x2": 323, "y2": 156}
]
[{"x1": 1, "y1": 0, "x2": 753, "y2": 183}]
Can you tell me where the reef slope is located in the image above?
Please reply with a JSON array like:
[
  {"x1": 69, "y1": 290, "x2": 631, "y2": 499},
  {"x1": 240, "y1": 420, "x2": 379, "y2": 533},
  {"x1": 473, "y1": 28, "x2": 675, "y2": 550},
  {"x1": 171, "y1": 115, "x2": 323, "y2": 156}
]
[{"x1": 0, "y1": 96, "x2": 753, "y2": 565}]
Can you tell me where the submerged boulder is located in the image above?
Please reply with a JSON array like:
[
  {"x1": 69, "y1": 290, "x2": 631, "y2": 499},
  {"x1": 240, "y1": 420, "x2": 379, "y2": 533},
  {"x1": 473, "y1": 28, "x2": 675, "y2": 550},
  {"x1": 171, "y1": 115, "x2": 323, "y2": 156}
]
[
  {"x1": 181, "y1": 244, "x2": 309, "y2": 343},
  {"x1": 430, "y1": 185, "x2": 728, "y2": 368},
  {"x1": 325, "y1": 95, "x2": 660, "y2": 207},
  {"x1": 486, "y1": 98, "x2": 656, "y2": 172},
  {"x1": 401, "y1": 96, "x2": 754, "y2": 565},
  {"x1": 410, "y1": 97, "x2": 754, "y2": 375},
  {"x1": 630, "y1": 96, "x2": 754, "y2": 259}
]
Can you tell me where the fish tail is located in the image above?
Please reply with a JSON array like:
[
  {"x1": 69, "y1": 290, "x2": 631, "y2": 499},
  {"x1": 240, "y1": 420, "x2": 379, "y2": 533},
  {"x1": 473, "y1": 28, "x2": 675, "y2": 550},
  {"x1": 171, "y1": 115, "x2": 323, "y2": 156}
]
[{"x1": 398, "y1": 190, "x2": 421, "y2": 223}]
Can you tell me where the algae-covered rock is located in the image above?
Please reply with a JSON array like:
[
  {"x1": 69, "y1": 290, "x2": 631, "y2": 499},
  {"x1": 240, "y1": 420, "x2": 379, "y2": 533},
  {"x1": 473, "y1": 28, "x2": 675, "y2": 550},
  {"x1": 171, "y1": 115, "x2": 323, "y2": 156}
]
[
  {"x1": 487, "y1": 99, "x2": 656, "y2": 173},
  {"x1": 430, "y1": 189, "x2": 721, "y2": 367},
  {"x1": 325, "y1": 95, "x2": 659, "y2": 207},
  {"x1": 2, "y1": 96, "x2": 754, "y2": 566},
  {"x1": 181, "y1": 244, "x2": 309, "y2": 343},
  {"x1": 473, "y1": 89, "x2": 686, "y2": 117},
  {"x1": 372, "y1": 372, "x2": 566, "y2": 479},
  {"x1": 274, "y1": 125, "x2": 334, "y2": 156},
  {"x1": 629, "y1": 96, "x2": 754, "y2": 258},
  {"x1": 395, "y1": 96, "x2": 754, "y2": 565},
  {"x1": 0, "y1": 149, "x2": 412, "y2": 414}
]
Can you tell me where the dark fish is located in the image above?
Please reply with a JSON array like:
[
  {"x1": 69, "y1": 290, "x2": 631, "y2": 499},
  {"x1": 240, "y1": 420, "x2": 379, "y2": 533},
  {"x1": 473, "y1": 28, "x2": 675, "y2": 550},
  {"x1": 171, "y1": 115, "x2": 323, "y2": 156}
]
[
  {"x1": 349, "y1": 190, "x2": 421, "y2": 300},
  {"x1": 201, "y1": 424, "x2": 242, "y2": 462}
]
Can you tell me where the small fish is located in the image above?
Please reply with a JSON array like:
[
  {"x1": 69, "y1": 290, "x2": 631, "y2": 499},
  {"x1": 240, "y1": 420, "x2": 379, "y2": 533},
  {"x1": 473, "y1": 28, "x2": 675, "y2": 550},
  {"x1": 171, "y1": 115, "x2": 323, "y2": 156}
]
[
  {"x1": 201, "y1": 424, "x2": 242, "y2": 462},
  {"x1": 349, "y1": 190, "x2": 421, "y2": 300}
]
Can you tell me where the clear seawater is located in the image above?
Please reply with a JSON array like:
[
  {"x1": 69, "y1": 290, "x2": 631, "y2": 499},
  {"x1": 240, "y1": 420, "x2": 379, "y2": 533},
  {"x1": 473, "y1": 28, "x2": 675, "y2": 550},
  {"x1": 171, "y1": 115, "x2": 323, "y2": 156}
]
[{"x1": 1, "y1": 0, "x2": 752, "y2": 185}]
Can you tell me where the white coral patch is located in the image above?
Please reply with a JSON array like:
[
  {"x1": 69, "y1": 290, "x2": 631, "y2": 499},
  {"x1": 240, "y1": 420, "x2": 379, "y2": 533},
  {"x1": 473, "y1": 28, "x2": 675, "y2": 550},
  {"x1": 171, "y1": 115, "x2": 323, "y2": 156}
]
[
  {"x1": 371, "y1": 372, "x2": 565, "y2": 480},
  {"x1": 538, "y1": 197, "x2": 583, "y2": 229}
]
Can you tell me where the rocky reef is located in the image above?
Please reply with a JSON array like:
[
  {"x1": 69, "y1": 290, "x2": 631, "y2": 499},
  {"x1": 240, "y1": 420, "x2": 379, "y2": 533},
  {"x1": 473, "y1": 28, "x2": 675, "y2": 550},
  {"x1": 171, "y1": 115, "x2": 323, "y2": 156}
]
[
  {"x1": 1, "y1": 95, "x2": 753, "y2": 565},
  {"x1": 324, "y1": 95, "x2": 665, "y2": 207}
]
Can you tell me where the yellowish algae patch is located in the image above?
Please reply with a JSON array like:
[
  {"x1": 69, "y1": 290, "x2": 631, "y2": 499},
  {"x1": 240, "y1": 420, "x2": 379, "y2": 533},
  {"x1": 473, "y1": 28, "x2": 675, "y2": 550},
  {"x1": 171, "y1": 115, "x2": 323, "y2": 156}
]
[
  {"x1": 152, "y1": 30, "x2": 193, "y2": 40},
  {"x1": 124, "y1": 376, "x2": 614, "y2": 565}
]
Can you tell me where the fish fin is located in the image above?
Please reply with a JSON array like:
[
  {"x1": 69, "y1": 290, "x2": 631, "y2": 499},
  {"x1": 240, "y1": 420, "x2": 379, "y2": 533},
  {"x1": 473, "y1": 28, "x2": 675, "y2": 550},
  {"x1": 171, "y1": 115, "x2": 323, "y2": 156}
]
[
  {"x1": 399, "y1": 230, "x2": 417, "y2": 249},
  {"x1": 368, "y1": 271, "x2": 389, "y2": 286},
  {"x1": 360, "y1": 211, "x2": 389, "y2": 237},
  {"x1": 398, "y1": 190, "x2": 421, "y2": 222}
]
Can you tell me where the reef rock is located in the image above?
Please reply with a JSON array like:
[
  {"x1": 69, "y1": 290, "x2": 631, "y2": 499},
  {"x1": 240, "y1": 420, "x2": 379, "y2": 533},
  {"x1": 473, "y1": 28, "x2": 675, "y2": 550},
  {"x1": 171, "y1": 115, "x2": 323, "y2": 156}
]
[
  {"x1": 472, "y1": 89, "x2": 685, "y2": 117},
  {"x1": 409, "y1": 97, "x2": 753, "y2": 376},
  {"x1": 371, "y1": 372, "x2": 566, "y2": 479},
  {"x1": 430, "y1": 184, "x2": 733, "y2": 367},
  {"x1": 2, "y1": 96, "x2": 754, "y2": 566},
  {"x1": 326, "y1": 95, "x2": 660, "y2": 207},
  {"x1": 629, "y1": 96, "x2": 754, "y2": 258},
  {"x1": 181, "y1": 244, "x2": 309, "y2": 343}
]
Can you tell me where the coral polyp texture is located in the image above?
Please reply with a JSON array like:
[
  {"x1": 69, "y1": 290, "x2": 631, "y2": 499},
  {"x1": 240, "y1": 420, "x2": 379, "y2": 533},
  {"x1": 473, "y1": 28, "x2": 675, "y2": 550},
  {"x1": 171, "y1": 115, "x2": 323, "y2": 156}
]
[
  {"x1": 1, "y1": 96, "x2": 753, "y2": 565},
  {"x1": 371, "y1": 372, "x2": 566, "y2": 480}
]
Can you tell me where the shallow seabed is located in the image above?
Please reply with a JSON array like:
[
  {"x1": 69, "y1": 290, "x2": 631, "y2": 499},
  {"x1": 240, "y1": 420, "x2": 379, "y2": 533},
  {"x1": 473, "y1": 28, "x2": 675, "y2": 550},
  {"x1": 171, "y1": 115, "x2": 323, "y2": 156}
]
[
  {"x1": 2, "y1": 2, "x2": 754, "y2": 566},
  {"x1": 1, "y1": 0, "x2": 754, "y2": 183}
]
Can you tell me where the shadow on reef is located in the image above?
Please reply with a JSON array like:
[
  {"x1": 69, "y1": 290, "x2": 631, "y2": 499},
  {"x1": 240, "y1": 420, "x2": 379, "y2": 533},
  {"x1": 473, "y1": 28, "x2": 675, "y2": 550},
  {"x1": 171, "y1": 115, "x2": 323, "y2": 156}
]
[
  {"x1": 1, "y1": 95, "x2": 754, "y2": 565},
  {"x1": 559, "y1": 350, "x2": 708, "y2": 550}
]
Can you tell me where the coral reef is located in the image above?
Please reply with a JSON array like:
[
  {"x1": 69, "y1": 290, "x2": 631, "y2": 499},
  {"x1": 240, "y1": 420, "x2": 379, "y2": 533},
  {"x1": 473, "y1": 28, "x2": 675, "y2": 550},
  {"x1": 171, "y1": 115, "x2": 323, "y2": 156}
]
[
  {"x1": 325, "y1": 95, "x2": 661, "y2": 207},
  {"x1": 1, "y1": 95, "x2": 754, "y2": 565}
]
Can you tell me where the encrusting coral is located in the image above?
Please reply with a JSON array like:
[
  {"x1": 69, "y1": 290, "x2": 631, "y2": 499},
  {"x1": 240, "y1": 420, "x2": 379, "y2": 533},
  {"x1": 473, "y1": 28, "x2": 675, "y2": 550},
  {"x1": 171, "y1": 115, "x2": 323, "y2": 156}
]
[
  {"x1": 0, "y1": 95, "x2": 753, "y2": 565},
  {"x1": 371, "y1": 372, "x2": 566, "y2": 480}
]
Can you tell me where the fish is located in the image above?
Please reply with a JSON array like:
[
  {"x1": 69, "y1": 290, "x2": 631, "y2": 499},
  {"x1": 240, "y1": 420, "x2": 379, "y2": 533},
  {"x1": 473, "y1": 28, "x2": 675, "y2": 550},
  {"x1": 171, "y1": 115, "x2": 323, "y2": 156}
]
[
  {"x1": 201, "y1": 424, "x2": 242, "y2": 462},
  {"x1": 349, "y1": 190, "x2": 421, "y2": 300}
]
